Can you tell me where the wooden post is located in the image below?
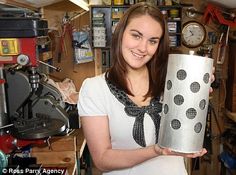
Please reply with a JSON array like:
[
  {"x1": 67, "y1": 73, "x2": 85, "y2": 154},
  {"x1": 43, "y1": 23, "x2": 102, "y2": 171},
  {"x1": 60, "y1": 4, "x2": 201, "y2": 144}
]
[{"x1": 94, "y1": 48, "x2": 102, "y2": 76}]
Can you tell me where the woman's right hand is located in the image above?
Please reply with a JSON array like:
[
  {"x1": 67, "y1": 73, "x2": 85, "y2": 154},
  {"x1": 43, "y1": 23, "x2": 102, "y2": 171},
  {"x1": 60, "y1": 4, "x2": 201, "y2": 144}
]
[{"x1": 154, "y1": 144, "x2": 207, "y2": 158}]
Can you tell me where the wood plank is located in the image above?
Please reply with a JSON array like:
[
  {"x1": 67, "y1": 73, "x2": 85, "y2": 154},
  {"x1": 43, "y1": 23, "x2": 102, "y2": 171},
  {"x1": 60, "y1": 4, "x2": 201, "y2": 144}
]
[
  {"x1": 32, "y1": 129, "x2": 85, "y2": 152},
  {"x1": 36, "y1": 163, "x2": 76, "y2": 175},
  {"x1": 225, "y1": 83, "x2": 236, "y2": 112},
  {"x1": 94, "y1": 49, "x2": 102, "y2": 76},
  {"x1": 0, "y1": 0, "x2": 38, "y2": 11},
  {"x1": 43, "y1": 0, "x2": 82, "y2": 11},
  {"x1": 31, "y1": 129, "x2": 86, "y2": 174},
  {"x1": 228, "y1": 41, "x2": 236, "y2": 83},
  {"x1": 225, "y1": 110, "x2": 236, "y2": 122},
  {"x1": 226, "y1": 41, "x2": 236, "y2": 112},
  {"x1": 31, "y1": 151, "x2": 76, "y2": 165},
  {"x1": 184, "y1": 158, "x2": 192, "y2": 175},
  {"x1": 32, "y1": 136, "x2": 76, "y2": 152}
]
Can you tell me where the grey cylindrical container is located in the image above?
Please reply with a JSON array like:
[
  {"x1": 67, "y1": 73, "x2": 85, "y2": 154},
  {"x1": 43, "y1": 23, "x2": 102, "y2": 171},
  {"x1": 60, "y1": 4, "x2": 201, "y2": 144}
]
[{"x1": 158, "y1": 54, "x2": 213, "y2": 153}]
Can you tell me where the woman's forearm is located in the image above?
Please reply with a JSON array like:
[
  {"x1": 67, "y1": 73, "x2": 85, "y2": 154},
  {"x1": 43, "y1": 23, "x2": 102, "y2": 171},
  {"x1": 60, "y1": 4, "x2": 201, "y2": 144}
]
[
  {"x1": 81, "y1": 116, "x2": 161, "y2": 172},
  {"x1": 93, "y1": 145, "x2": 159, "y2": 172}
]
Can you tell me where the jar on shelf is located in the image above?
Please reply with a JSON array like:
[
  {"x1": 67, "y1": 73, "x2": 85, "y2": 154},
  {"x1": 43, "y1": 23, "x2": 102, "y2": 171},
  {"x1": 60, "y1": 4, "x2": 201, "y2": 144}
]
[
  {"x1": 158, "y1": 0, "x2": 165, "y2": 5},
  {"x1": 169, "y1": 9, "x2": 179, "y2": 18},
  {"x1": 113, "y1": 0, "x2": 124, "y2": 5}
]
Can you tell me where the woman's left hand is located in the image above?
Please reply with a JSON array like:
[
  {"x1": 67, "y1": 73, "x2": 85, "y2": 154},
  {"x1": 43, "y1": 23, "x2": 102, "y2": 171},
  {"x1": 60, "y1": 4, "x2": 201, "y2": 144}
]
[
  {"x1": 209, "y1": 66, "x2": 215, "y2": 93},
  {"x1": 154, "y1": 145, "x2": 207, "y2": 158},
  {"x1": 174, "y1": 148, "x2": 208, "y2": 158}
]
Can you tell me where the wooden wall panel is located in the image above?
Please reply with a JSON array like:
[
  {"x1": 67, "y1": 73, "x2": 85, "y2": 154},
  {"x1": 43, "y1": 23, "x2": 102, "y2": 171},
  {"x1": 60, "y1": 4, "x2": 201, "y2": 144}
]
[
  {"x1": 226, "y1": 41, "x2": 236, "y2": 112},
  {"x1": 42, "y1": 0, "x2": 96, "y2": 90}
]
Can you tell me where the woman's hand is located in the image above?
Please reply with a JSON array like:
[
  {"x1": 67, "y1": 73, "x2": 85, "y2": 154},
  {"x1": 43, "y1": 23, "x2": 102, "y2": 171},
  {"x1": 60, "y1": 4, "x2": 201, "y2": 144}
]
[
  {"x1": 154, "y1": 145, "x2": 207, "y2": 158},
  {"x1": 209, "y1": 66, "x2": 215, "y2": 93}
]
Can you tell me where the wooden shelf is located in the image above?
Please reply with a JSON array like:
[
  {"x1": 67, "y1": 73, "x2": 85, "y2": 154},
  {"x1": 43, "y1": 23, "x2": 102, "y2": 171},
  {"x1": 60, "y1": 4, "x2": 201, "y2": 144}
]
[
  {"x1": 0, "y1": 0, "x2": 38, "y2": 11},
  {"x1": 90, "y1": 4, "x2": 182, "y2": 48}
]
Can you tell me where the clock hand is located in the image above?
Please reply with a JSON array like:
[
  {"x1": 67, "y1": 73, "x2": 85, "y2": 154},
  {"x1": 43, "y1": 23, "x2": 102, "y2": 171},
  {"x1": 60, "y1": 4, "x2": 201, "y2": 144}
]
[
  {"x1": 190, "y1": 30, "x2": 194, "y2": 35},
  {"x1": 185, "y1": 30, "x2": 194, "y2": 38}
]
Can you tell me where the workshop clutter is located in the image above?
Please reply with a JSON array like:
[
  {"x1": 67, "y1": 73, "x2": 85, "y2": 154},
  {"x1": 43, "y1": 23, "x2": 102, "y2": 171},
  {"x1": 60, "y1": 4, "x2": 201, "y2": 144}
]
[
  {"x1": 203, "y1": 3, "x2": 236, "y2": 65},
  {"x1": 220, "y1": 127, "x2": 236, "y2": 170},
  {"x1": 47, "y1": 78, "x2": 79, "y2": 105},
  {"x1": 72, "y1": 30, "x2": 93, "y2": 64},
  {"x1": 92, "y1": 12, "x2": 107, "y2": 47}
]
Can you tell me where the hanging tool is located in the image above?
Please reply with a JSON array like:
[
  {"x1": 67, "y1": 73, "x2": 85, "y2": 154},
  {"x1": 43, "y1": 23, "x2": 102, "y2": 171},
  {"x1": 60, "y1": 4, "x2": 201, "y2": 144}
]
[
  {"x1": 185, "y1": 7, "x2": 204, "y2": 18},
  {"x1": 38, "y1": 60, "x2": 61, "y2": 72},
  {"x1": 72, "y1": 37, "x2": 89, "y2": 50},
  {"x1": 203, "y1": 3, "x2": 236, "y2": 28},
  {"x1": 58, "y1": 13, "x2": 73, "y2": 63},
  {"x1": 216, "y1": 26, "x2": 230, "y2": 64},
  {"x1": 202, "y1": 3, "x2": 236, "y2": 65}
]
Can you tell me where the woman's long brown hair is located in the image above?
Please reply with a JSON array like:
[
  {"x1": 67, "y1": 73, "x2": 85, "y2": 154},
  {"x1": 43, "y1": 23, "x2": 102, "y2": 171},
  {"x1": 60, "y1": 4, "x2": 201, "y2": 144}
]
[{"x1": 105, "y1": 2, "x2": 170, "y2": 98}]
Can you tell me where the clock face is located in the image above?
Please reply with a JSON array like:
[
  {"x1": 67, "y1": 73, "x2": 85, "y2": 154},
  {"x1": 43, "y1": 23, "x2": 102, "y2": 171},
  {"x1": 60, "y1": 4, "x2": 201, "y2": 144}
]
[{"x1": 181, "y1": 21, "x2": 206, "y2": 48}]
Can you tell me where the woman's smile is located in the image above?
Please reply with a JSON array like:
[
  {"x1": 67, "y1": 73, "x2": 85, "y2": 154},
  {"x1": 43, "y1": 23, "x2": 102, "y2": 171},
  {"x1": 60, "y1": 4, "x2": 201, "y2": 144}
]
[{"x1": 131, "y1": 50, "x2": 146, "y2": 59}]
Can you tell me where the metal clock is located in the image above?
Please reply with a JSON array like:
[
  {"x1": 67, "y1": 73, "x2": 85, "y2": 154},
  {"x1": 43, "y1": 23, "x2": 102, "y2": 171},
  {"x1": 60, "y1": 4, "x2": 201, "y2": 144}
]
[{"x1": 181, "y1": 21, "x2": 206, "y2": 48}]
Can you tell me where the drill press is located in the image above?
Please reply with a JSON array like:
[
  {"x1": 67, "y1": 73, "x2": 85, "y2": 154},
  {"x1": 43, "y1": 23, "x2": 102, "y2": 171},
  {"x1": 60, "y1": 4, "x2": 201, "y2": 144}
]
[{"x1": 0, "y1": 17, "x2": 71, "y2": 155}]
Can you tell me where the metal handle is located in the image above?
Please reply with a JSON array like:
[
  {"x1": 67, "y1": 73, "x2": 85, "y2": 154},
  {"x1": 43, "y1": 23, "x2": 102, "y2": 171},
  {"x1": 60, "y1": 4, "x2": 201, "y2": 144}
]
[{"x1": 38, "y1": 60, "x2": 61, "y2": 72}]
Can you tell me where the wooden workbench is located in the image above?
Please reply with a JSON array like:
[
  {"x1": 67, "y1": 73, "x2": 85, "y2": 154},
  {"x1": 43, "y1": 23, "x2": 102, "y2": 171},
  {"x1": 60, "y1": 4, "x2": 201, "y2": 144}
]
[{"x1": 31, "y1": 129, "x2": 87, "y2": 175}]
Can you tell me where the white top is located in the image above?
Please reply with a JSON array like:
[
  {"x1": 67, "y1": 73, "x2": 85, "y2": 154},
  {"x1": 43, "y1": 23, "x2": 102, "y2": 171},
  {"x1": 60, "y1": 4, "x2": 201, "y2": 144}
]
[{"x1": 78, "y1": 74, "x2": 187, "y2": 175}]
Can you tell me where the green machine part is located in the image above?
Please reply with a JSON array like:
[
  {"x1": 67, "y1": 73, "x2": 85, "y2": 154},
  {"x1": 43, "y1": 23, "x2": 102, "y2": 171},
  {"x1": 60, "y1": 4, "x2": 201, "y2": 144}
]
[{"x1": 0, "y1": 151, "x2": 8, "y2": 173}]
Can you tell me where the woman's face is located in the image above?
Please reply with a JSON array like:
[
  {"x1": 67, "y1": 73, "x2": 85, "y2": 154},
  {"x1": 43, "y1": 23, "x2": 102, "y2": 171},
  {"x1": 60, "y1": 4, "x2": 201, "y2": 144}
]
[{"x1": 121, "y1": 14, "x2": 163, "y2": 71}]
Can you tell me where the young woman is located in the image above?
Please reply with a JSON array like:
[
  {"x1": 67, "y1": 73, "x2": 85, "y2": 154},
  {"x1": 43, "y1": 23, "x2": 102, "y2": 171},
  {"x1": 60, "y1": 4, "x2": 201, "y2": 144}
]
[{"x1": 78, "y1": 2, "x2": 207, "y2": 175}]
